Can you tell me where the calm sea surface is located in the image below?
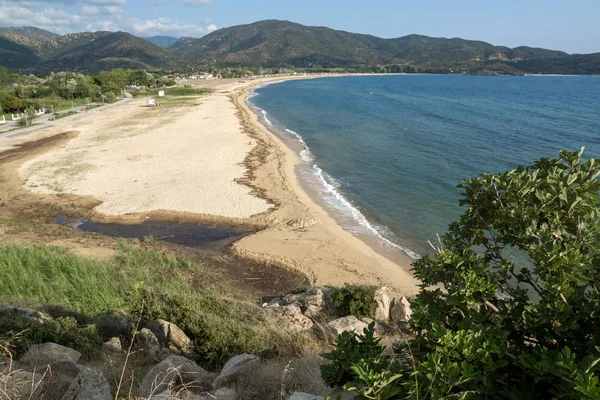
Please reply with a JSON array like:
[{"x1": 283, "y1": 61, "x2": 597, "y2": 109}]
[{"x1": 249, "y1": 75, "x2": 600, "y2": 258}]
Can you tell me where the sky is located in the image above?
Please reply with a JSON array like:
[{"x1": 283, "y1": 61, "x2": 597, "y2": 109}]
[{"x1": 0, "y1": 0, "x2": 599, "y2": 54}]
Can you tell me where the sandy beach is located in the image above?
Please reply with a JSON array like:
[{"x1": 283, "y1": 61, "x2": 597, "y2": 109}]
[{"x1": 4, "y1": 76, "x2": 421, "y2": 296}]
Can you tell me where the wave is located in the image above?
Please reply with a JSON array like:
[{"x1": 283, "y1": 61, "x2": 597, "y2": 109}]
[{"x1": 247, "y1": 91, "x2": 420, "y2": 260}]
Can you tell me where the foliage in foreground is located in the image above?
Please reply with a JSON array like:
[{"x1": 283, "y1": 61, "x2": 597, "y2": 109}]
[
  {"x1": 322, "y1": 149, "x2": 600, "y2": 399},
  {"x1": 0, "y1": 242, "x2": 307, "y2": 366}
]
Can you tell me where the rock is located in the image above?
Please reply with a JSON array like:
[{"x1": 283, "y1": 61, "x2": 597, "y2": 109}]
[
  {"x1": 212, "y1": 354, "x2": 260, "y2": 389},
  {"x1": 135, "y1": 328, "x2": 168, "y2": 362},
  {"x1": 0, "y1": 305, "x2": 52, "y2": 324},
  {"x1": 361, "y1": 317, "x2": 385, "y2": 335},
  {"x1": 390, "y1": 296, "x2": 413, "y2": 323},
  {"x1": 265, "y1": 304, "x2": 314, "y2": 332},
  {"x1": 40, "y1": 360, "x2": 81, "y2": 398},
  {"x1": 280, "y1": 287, "x2": 334, "y2": 317},
  {"x1": 328, "y1": 387, "x2": 358, "y2": 399},
  {"x1": 2, "y1": 370, "x2": 44, "y2": 399},
  {"x1": 287, "y1": 392, "x2": 326, "y2": 400},
  {"x1": 287, "y1": 218, "x2": 317, "y2": 229},
  {"x1": 373, "y1": 287, "x2": 393, "y2": 322},
  {"x1": 146, "y1": 319, "x2": 193, "y2": 357},
  {"x1": 20, "y1": 343, "x2": 81, "y2": 368},
  {"x1": 140, "y1": 355, "x2": 213, "y2": 397},
  {"x1": 61, "y1": 365, "x2": 112, "y2": 400},
  {"x1": 103, "y1": 337, "x2": 122, "y2": 353},
  {"x1": 210, "y1": 387, "x2": 237, "y2": 400},
  {"x1": 327, "y1": 316, "x2": 369, "y2": 337}
]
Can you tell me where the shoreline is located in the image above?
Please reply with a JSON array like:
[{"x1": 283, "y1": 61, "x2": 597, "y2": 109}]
[
  {"x1": 2, "y1": 75, "x2": 421, "y2": 296},
  {"x1": 229, "y1": 76, "x2": 421, "y2": 294}
]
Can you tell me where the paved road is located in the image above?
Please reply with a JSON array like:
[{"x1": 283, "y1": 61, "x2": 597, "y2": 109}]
[{"x1": 0, "y1": 98, "x2": 131, "y2": 140}]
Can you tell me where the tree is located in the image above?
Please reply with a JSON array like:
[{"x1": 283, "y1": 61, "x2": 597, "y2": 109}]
[{"x1": 323, "y1": 149, "x2": 600, "y2": 399}]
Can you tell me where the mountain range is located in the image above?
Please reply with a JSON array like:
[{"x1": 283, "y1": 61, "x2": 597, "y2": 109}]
[{"x1": 0, "y1": 21, "x2": 598, "y2": 75}]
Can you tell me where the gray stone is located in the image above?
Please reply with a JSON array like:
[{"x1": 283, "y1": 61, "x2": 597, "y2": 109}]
[
  {"x1": 265, "y1": 304, "x2": 314, "y2": 332},
  {"x1": 390, "y1": 296, "x2": 413, "y2": 323},
  {"x1": 146, "y1": 319, "x2": 193, "y2": 357},
  {"x1": 287, "y1": 392, "x2": 326, "y2": 400},
  {"x1": 39, "y1": 360, "x2": 80, "y2": 398},
  {"x1": 2, "y1": 370, "x2": 44, "y2": 400},
  {"x1": 61, "y1": 365, "x2": 112, "y2": 400},
  {"x1": 280, "y1": 287, "x2": 334, "y2": 317},
  {"x1": 210, "y1": 387, "x2": 237, "y2": 399},
  {"x1": 328, "y1": 387, "x2": 358, "y2": 400},
  {"x1": 20, "y1": 343, "x2": 81, "y2": 368},
  {"x1": 135, "y1": 328, "x2": 167, "y2": 362},
  {"x1": 327, "y1": 316, "x2": 369, "y2": 337},
  {"x1": 140, "y1": 355, "x2": 213, "y2": 397},
  {"x1": 373, "y1": 287, "x2": 393, "y2": 322},
  {"x1": 361, "y1": 317, "x2": 385, "y2": 336},
  {"x1": 0, "y1": 305, "x2": 52, "y2": 324},
  {"x1": 212, "y1": 354, "x2": 260, "y2": 389},
  {"x1": 103, "y1": 337, "x2": 122, "y2": 353}
]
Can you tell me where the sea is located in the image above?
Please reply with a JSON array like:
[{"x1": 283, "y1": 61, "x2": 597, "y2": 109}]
[{"x1": 248, "y1": 75, "x2": 600, "y2": 260}]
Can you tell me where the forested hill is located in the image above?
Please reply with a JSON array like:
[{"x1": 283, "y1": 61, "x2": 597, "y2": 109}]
[
  {"x1": 0, "y1": 27, "x2": 174, "y2": 74},
  {"x1": 1, "y1": 21, "x2": 599, "y2": 75}
]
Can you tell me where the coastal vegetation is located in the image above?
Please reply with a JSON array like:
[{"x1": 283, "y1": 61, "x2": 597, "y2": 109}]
[{"x1": 322, "y1": 149, "x2": 600, "y2": 398}]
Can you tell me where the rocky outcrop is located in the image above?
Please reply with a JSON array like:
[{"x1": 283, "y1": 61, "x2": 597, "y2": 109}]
[
  {"x1": 1, "y1": 370, "x2": 44, "y2": 399},
  {"x1": 140, "y1": 355, "x2": 213, "y2": 397},
  {"x1": 61, "y1": 364, "x2": 112, "y2": 400},
  {"x1": 390, "y1": 296, "x2": 413, "y2": 323},
  {"x1": 135, "y1": 328, "x2": 169, "y2": 362},
  {"x1": 373, "y1": 287, "x2": 393, "y2": 322},
  {"x1": 0, "y1": 305, "x2": 51, "y2": 324},
  {"x1": 212, "y1": 354, "x2": 260, "y2": 389},
  {"x1": 103, "y1": 337, "x2": 122, "y2": 353},
  {"x1": 35, "y1": 360, "x2": 111, "y2": 400},
  {"x1": 265, "y1": 304, "x2": 314, "y2": 332},
  {"x1": 20, "y1": 343, "x2": 81, "y2": 368},
  {"x1": 146, "y1": 319, "x2": 194, "y2": 357},
  {"x1": 266, "y1": 287, "x2": 334, "y2": 318},
  {"x1": 327, "y1": 316, "x2": 369, "y2": 337}
]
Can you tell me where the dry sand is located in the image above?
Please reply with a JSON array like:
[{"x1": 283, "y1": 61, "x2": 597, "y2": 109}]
[{"x1": 10, "y1": 76, "x2": 421, "y2": 295}]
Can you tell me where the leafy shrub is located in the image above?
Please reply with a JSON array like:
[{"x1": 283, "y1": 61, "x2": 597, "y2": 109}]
[
  {"x1": 322, "y1": 149, "x2": 600, "y2": 399},
  {"x1": 0, "y1": 310, "x2": 103, "y2": 359},
  {"x1": 328, "y1": 284, "x2": 376, "y2": 319}
]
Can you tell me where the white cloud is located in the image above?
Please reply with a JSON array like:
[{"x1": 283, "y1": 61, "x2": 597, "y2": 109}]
[
  {"x1": 182, "y1": 0, "x2": 211, "y2": 6},
  {"x1": 81, "y1": 5, "x2": 98, "y2": 16},
  {"x1": 5, "y1": 0, "x2": 127, "y2": 4},
  {"x1": 0, "y1": 0, "x2": 214, "y2": 38},
  {"x1": 0, "y1": 3, "x2": 82, "y2": 33},
  {"x1": 148, "y1": 0, "x2": 167, "y2": 4}
]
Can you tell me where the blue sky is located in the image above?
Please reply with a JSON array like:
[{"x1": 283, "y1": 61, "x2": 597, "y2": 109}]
[{"x1": 0, "y1": 0, "x2": 598, "y2": 53}]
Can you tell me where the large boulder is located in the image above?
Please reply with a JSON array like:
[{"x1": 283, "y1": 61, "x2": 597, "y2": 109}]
[
  {"x1": 277, "y1": 287, "x2": 334, "y2": 317},
  {"x1": 134, "y1": 328, "x2": 168, "y2": 362},
  {"x1": 140, "y1": 355, "x2": 213, "y2": 397},
  {"x1": 265, "y1": 304, "x2": 314, "y2": 332},
  {"x1": 2, "y1": 370, "x2": 44, "y2": 399},
  {"x1": 61, "y1": 365, "x2": 112, "y2": 400},
  {"x1": 146, "y1": 319, "x2": 193, "y2": 357},
  {"x1": 35, "y1": 360, "x2": 111, "y2": 400},
  {"x1": 327, "y1": 316, "x2": 369, "y2": 337},
  {"x1": 20, "y1": 343, "x2": 81, "y2": 368},
  {"x1": 390, "y1": 296, "x2": 413, "y2": 323},
  {"x1": 212, "y1": 354, "x2": 260, "y2": 389},
  {"x1": 288, "y1": 392, "x2": 326, "y2": 400},
  {"x1": 373, "y1": 287, "x2": 393, "y2": 322}
]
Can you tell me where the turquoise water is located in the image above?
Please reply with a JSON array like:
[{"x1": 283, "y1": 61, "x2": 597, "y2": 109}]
[{"x1": 249, "y1": 75, "x2": 600, "y2": 258}]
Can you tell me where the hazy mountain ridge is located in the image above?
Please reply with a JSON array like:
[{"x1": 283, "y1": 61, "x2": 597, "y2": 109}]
[{"x1": 0, "y1": 20, "x2": 598, "y2": 75}]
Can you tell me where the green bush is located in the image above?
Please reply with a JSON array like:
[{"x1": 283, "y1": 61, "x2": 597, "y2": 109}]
[
  {"x1": 0, "y1": 311, "x2": 103, "y2": 359},
  {"x1": 321, "y1": 149, "x2": 600, "y2": 399},
  {"x1": 328, "y1": 284, "x2": 376, "y2": 319}
]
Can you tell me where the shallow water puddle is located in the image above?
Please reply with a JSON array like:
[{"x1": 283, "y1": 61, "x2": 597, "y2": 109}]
[{"x1": 56, "y1": 214, "x2": 253, "y2": 251}]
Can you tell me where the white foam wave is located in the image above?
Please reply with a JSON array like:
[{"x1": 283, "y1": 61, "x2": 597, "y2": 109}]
[{"x1": 260, "y1": 109, "x2": 273, "y2": 126}]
